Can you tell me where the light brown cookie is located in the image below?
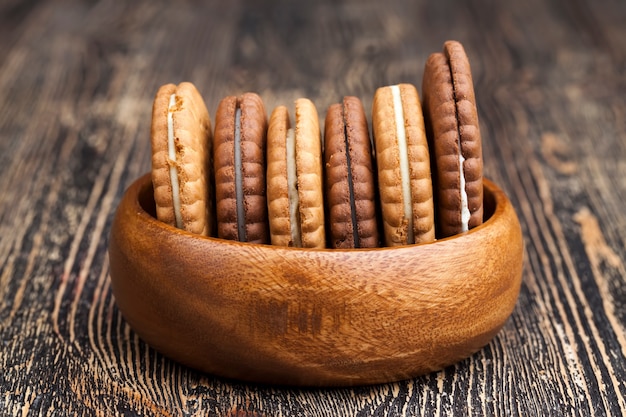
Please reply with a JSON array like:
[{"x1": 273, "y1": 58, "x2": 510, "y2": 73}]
[
  {"x1": 213, "y1": 92, "x2": 269, "y2": 243},
  {"x1": 422, "y1": 40, "x2": 483, "y2": 238},
  {"x1": 267, "y1": 98, "x2": 325, "y2": 248},
  {"x1": 324, "y1": 96, "x2": 379, "y2": 248},
  {"x1": 372, "y1": 83, "x2": 435, "y2": 246},
  {"x1": 151, "y1": 82, "x2": 213, "y2": 236}
]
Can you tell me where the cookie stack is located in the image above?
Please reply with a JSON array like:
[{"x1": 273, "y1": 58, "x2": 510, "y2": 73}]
[{"x1": 150, "y1": 40, "x2": 483, "y2": 249}]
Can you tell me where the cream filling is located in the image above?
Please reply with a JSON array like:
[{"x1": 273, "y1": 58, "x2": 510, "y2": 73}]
[
  {"x1": 459, "y1": 150, "x2": 470, "y2": 232},
  {"x1": 234, "y1": 107, "x2": 246, "y2": 241},
  {"x1": 391, "y1": 85, "x2": 414, "y2": 244},
  {"x1": 286, "y1": 128, "x2": 302, "y2": 247},
  {"x1": 342, "y1": 103, "x2": 360, "y2": 248},
  {"x1": 167, "y1": 93, "x2": 183, "y2": 229}
]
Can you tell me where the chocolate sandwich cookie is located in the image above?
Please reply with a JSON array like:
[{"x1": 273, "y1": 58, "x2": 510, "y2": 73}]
[
  {"x1": 213, "y1": 92, "x2": 269, "y2": 243},
  {"x1": 372, "y1": 83, "x2": 435, "y2": 246},
  {"x1": 151, "y1": 82, "x2": 213, "y2": 236},
  {"x1": 422, "y1": 40, "x2": 483, "y2": 238},
  {"x1": 324, "y1": 96, "x2": 379, "y2": 249},
  {"x1": 266, "y1": 98, "x2": 325, "y2": 248}
]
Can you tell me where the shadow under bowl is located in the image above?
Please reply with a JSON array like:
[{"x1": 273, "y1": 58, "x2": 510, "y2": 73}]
[{"x1": 108, "y1": 173, "x2": 523, "y2": 387}]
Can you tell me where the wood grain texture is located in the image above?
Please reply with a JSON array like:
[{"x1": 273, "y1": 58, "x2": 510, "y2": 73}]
[
  {"x1": 1, "y1": 0, "x2": 625, "y2": 415},
  {"x1": 108, "y1": 175, "x2": 522, "y2": 387}
]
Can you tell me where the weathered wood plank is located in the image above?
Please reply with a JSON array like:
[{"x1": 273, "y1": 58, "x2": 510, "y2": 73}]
[{"x1": 1, "y1": 0, "x2": 625, "y2": 415}]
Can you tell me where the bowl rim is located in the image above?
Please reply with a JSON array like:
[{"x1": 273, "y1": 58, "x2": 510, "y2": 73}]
[{"x1": 124, "y1": 172, "x2": 505, "y2": 251}]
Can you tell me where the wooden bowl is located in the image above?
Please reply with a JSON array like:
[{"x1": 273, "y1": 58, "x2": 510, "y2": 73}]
[{"x1": 108, "y1": 173, "x2": 523, "y2": 387}]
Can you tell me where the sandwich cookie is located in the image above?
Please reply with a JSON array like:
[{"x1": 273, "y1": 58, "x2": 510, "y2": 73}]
[
  {"x1": 213, "y1": 92, "x2": 269, "y2": 243},
  {"x1": 422, "y1": 40, "x2": 483, "y2": 238},
  {"x1": 372, "y1": 83, "x2": 435, "y2": 246},
  {"x1": 151, "y1": 82, "x2": 213, "y2": 236},
  {"x1": 324, "y1": 96, "x2": 379, "y2": 249},
  {"x1": 266, "y1": 98, "x2": 325, "y2": 248}
]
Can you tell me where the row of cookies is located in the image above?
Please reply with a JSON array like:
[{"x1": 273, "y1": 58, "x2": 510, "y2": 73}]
[{"x1": 150, "y1": 40, "x2": 483, "y2": 249}]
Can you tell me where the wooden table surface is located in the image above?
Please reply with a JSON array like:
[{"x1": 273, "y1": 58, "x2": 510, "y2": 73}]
[{"x1": 2, "y1": 0, "x2": 625, "y2": 415}]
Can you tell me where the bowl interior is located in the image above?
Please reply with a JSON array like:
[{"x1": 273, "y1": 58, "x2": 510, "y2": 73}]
[{"x1": 134, "y1": 174, "x2": 499, "y2": 245}]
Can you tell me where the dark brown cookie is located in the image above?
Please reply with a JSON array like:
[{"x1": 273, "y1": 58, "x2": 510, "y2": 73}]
[
  {"x1": 372, "y1": 84, "x2": 435, "y2": 246},
  {"x1": 213, "y1": 92, "x2": 269, "y2": 243},
  {"x1": 151, "y1": 82, "x2": 213, "y2": 236},
  {"x1": 422, "y1": 40, "x2": 483, "y2": 238},
  {"x1": 324, "y1": 96, "x2": 379, "y2": 248}
]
